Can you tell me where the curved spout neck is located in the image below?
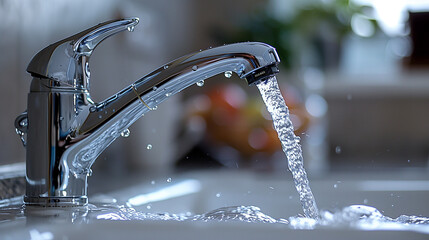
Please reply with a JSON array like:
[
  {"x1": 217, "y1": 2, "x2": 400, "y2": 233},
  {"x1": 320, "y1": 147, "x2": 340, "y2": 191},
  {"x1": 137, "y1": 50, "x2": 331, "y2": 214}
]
[
  {"x1": 80, "y1": 42, "x2": 280, "y2": 135},
  {"x1": 67, "y1": 42, "x2": 280, "y2": 178}
]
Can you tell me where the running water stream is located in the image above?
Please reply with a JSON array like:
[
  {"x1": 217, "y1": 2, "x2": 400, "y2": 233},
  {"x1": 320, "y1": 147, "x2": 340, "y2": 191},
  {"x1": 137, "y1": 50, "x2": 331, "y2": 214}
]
[{"x1": 256, "y1": 76, "x2": 319, "y2": 219}]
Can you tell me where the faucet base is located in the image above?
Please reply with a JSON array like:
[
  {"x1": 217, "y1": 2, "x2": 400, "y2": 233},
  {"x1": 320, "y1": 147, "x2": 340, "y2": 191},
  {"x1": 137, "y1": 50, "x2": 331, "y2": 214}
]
[{"x1": 24, "y1": 196, "x2": 88, "y2": 207}]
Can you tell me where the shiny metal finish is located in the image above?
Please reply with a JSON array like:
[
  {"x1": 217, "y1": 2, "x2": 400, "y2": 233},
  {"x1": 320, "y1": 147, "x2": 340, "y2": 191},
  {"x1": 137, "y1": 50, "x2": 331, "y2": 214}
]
[{"x1": 17, "y1": 18, "x2": 280, "y2": 206}]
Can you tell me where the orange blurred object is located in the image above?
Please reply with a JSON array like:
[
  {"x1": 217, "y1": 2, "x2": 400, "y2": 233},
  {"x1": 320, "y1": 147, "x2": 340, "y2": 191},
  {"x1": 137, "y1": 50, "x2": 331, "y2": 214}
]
[{"x1": 187, "y1": 83, "x2": 310, "y2": 158}]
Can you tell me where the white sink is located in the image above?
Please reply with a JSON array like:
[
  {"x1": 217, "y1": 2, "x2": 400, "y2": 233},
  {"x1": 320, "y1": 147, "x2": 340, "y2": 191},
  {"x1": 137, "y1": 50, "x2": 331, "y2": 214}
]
[{"x1": 2, "y1": 170, "x2": 429, "y2": 239}]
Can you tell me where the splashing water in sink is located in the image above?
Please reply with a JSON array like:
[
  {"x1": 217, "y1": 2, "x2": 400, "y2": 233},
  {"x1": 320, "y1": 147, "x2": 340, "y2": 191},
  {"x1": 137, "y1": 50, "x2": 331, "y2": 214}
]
[
  {"x1": 2, "y1": 201, "x2": 429, "y2": 236},
  {"x1": 256, "y1": 76, "x2": 319, "y2": 219},
  {"x1": 290, "y1": 205, "x2": 429, "y2": 233},
  {"x1": 92, "y1": 203, "x2": 429, "y2": 233},
  {"x1": 96, "y1": 205, "x2": 286, "y2": 224}
]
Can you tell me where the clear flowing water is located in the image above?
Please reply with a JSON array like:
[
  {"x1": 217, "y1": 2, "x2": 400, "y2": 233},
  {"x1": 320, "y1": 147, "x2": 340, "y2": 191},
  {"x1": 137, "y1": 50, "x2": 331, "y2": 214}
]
[{"x1": 256, "y1": 76, "x2": 319, "y2": 219}]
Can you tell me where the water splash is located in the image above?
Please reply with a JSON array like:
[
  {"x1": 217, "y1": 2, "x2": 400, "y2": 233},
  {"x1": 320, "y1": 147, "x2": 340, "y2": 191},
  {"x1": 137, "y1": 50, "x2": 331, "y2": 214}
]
[
  {"x1": 3, "y1": 202, "x2": 429, "y2": 236},
  {"x1": 192, "y1": 206, "x2": 286, "y2": 224},
  {"x1": 290, "y1": 205, "x2": 429, "y2": 233},
  {"x1": 96, "y1": 205, "x2": 189, "y2": 221},
  {"x1": 95, "y1": 205, "x2": 287, "y2": 224},
  {"x1": 256, "y1": 76, "x2": 319, "y2": 219},
  {"x1": 91, "y1": 203, "x2": 429, "y2": 233}
]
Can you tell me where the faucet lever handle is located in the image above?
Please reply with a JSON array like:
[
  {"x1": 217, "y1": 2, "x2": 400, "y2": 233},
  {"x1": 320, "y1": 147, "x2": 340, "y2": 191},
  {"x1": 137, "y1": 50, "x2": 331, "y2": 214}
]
[
  {"x1": 27, "y1": 18, "x2": 139, "y2": 89},
  {"x1": 72, "y1": 17, "x2": 139, "y2": 56}
]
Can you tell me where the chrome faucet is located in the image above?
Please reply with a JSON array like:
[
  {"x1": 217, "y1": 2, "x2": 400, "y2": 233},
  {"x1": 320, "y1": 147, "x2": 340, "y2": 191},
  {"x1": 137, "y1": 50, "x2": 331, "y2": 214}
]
[{"x1": 15, "y1": 18, "x2": 280, "y2": 207}]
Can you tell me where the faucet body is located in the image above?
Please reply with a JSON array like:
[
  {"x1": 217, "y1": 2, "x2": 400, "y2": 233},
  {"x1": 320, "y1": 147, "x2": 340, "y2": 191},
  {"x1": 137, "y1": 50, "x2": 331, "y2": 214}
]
[{"x1": 16, "y1": 18, "x2": 280, "y2": 206}]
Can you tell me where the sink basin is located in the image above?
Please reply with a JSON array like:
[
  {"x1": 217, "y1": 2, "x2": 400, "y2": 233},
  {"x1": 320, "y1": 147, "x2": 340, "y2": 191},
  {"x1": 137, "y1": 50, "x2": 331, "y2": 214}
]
[{"x1": 1, "y1": 169, "x2": 429, "y2": 239}]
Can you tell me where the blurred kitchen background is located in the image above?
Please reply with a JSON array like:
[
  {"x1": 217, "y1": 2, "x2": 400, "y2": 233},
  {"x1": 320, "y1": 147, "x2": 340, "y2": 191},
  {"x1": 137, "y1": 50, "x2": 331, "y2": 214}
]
[{"x1": 1, "y1": 0, "x2": 429, "y2": 179}]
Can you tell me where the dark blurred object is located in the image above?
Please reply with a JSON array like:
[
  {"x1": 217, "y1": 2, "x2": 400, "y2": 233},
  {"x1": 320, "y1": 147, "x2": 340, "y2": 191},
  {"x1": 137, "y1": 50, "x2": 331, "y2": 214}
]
[{"x1": 407, "y1": 11, "x2": 429, "y2": 67}]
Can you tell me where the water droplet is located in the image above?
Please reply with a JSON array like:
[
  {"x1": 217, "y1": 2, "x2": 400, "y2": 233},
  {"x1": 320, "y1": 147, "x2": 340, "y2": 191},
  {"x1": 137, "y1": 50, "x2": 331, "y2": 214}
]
[
  {"x1": 167, "y1": 178, "x2": 172, "y2": 183},
  {"x1": 269, "y1": 186, "x2": 275, "y2": 190},
  {"x1": 163, "y1": 65, "x2": 169, "y2": 69},
  {"x1": 112, "y1": 109, "x2": 116, "y2": 112},
  {"x1": 146, "y1": 144, "x2": 152, "y2": 150},
  {"x1": 334, "y1": 181, "x2": 341, "y2": 189},
  {"x1": 215, "y1": 193, "x2": 221, "y2": 198},
  {"x1": 89, "y1": 106, "x2": 96, "y2": 112},
  {"x1": 335, "y1": 146, "x2": 342, "y2": 154},
  {"x1": 151, "y1": 180, "x2": 155, "y2": 185},
  {"x1": 165, "y1": 92, "x2": 172, "y2": 97},
  {"x1": 192, "y1": 65, "x2": 198, "y2": 71},
  {"x1": 146, "y1": 204, "x2": 152, "y2": 210},
  {"x1": 407, "y1": 159, "x2": 411, "y2": 163},
  {"x1": 363, "y1": 199, "x2": 368, "y2": 204},
  {"x1": 196, "y1": 80, "x2": 205, "y2": 87},
  {"x1": 224, "y1": 71, "x2": 233, "y2": 78},
  {"x1": 120, "y1": 129, "x2": 130, "y2": 138},
  {"x1": 59, "y1": 117, "x2": 64, "y2": 121},
  {"x1": 153, "y1": 86, "x2": 158, "y2": 91},
  {"x1": 98, "y1": 115, "x2": 102, "y2": 119},
  {"x1": 85, "y1": 62, "x2": 90, "y2": 78},
  {"x1": 127, "y1": 26, "x2": 135, "y2": 32},
  {"x1": 151, "y1": 106, "x2": 158, "y2": 111},
  {"x1": 19, "y1": 118, "x2": 28, "y2": 127}
]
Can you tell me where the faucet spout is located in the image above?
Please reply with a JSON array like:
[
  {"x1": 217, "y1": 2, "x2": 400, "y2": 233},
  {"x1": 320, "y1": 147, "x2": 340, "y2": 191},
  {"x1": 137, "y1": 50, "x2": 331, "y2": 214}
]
[
  {"x1": 19, "y1": 18, "x2": 280, "y2": 207},
  {"x1": 81, "y1": 42, "x2": 280, "y2": 134}
]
